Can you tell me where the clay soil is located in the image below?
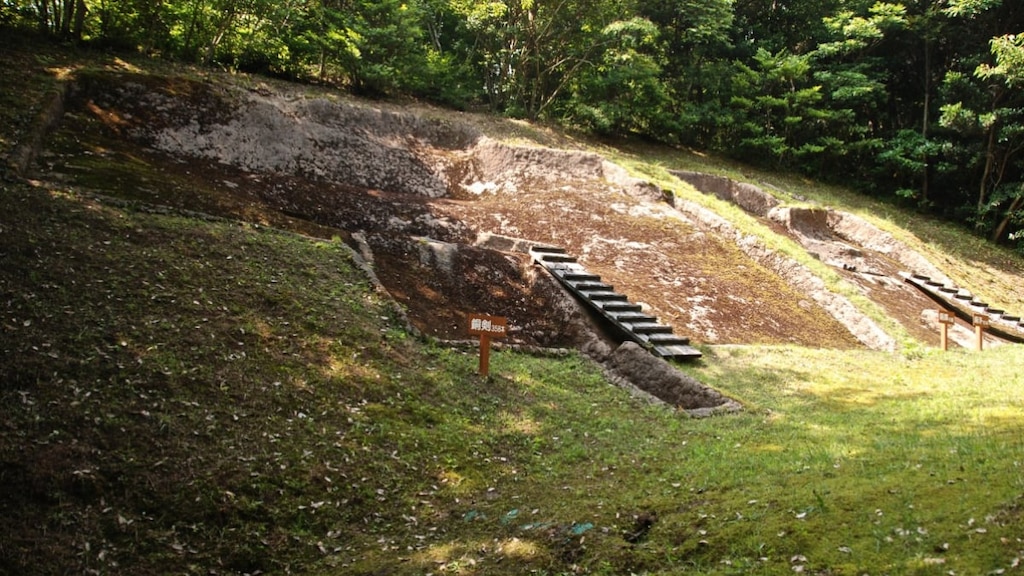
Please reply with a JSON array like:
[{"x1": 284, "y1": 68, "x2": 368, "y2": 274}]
[{"x1": 36, "y1": 71, "x2": 948, "y2": 351}]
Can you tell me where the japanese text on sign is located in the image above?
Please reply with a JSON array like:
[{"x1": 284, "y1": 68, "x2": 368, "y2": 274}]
[{"x1": 469, "y1": 314, "x2": 507, "y2": 336}]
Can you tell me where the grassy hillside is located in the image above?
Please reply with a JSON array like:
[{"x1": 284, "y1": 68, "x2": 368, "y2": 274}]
[{"x1": 2, "y1": 35, "x2": 1024, "y2": 575}]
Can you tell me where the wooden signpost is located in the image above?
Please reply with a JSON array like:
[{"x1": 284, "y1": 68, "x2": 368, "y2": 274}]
[
  {"x1": 973, "y1": 313, "x2": 990, "y2": 351},
  {"x1": 937, "y1": 309, "x2": 955, "y2": 351},
  {"x1": 468, "y1": 314, "x2": 508, "y2": 376}
]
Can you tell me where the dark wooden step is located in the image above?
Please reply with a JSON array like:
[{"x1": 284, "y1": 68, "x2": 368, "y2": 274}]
[
  {"x1": 623, "y1": 322, "x2": 674, "y2": 335},
  {"x1": 602, "y1": 301, "x2": 643, "y2": 313},
  {"x1": 530, "y1": 245, "x2": 567, "y2": 255},
  {"x1": 643, "y1": 333, "x2": 691, "y2": 346},
  {"x1": 653, "y1": 343, "x2": 703, "y2": 360},
  {"x1": 561, "y1": 272, "x2": 601, "y2": 283},
  {"x1": 583, "y1": 291, "x2": 628, "y2": 302},
  {"x1": 608, "y1": 311, "x2": 657, "y2": 323},
  {"x1": 570, "y1": 280, "x2": 613, "y2": 292},
  {"x1": 539, "y1": 253, "x2": 577, "y2": 263},
  {"x1": 901, "y1": 271, "x2": 1024, "y2": 344}
]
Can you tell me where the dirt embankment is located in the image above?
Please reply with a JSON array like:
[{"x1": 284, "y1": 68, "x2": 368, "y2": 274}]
[{"x1": 28, "y1": 71, "x2": 968, "y2": 408}]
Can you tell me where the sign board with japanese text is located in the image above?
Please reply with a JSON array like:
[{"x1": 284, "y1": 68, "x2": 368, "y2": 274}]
[
  {"x1": 973, "y1": 313, "x2": 989, "y2": 351},
  {"x1": 468, "y1": 314, "x2": 508, "y2": 337},
  {"x1": 469, "y1": 314, "x2": 508, "y2": 377},
  {"x1": 937, "y1": 309, "x2": 956, "y2": 351}
]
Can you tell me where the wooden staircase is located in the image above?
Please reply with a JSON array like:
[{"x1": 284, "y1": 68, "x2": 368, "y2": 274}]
[
  {"x1": 530, "y1": 246, "x2": 702, "y2": 360},
  {"x1": 902, "y1": 272, "x2": 1024, "y2": 344}
]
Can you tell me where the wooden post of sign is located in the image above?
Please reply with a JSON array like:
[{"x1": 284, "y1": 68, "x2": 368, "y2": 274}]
[
  {"x1": 479, "y1": 333, "x2": 492, "y2": 376},
  {"x1": 973, "y1": 313, "x2": 989, "y2": 351},
  {"x1": 468, "y1": 314, "x2": 508, "y2": 377},
  {"x1": 937, "y1": 310, "x2": 955, "y2": 351}
]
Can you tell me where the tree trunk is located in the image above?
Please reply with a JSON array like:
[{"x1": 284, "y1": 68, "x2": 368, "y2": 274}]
[
  {"x1": 921, "y1": 35, "x2": 930, "y2": 203},
  {"x1": 978, "y1": 123, "x2": 997, "y2": 214},
  {"x1": 60, "y1": 0, "x2": 72, "y2": 37},
  {"x1": 182, "y1": 0, "x2": 204, "y2": 58},
  {"x1": 991, "y1": 194, "x2": 1024, "y2": 243},
  {"x1": 204, "y1": 8, "x2": 237, "y2": 65},
  {"x1": 72, "y1": 0, "x2": 87, "y2": 41},
  {"x1": 35, "y1": 0, "x2": 50, "y2": 35}
]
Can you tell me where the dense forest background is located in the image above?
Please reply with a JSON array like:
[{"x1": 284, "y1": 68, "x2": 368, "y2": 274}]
[{"x1": 3, "y1": 0, "x2": 1023, "y2": 251}]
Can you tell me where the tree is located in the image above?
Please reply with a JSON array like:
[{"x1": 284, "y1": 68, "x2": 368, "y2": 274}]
[
  {"x1": 941, "y1": 32, "x2": 1024, "y2": 243},
  {"x1": 732, "y1": 0, "x2": 841, "y2": 55},
  {"x1": 564, "y1": 17, "x2": 672, "y2": 138},
  {"x1": 618, "y1": 0, "x2": 731, "y2": 149},
  {"x1": 934, "y1": 0, "x2": 1024, "y2": 245},
  {"x1": 28, "y1": 0, "x2": 88, "y2": 39},
  {"x1": 729, "y1": 48, "x2": 828, "y2": 168},
  {"x1": 452, "y1": 0, "x2": 629, "y2": 119}
]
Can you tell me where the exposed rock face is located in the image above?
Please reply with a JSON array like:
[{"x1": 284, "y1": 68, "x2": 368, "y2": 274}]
[
  {"x1": 150, "y1": 94, "x2": 458, "y2": 198},
  {"x1": 671, "y1": 170, "x2": 780, "y2": 216},
  {"x1": 674, "y1": 169, "x2": 949, "y2": 286},
  {"x1": 55, "y1": 69, "x2": 978, "y2": 409}
]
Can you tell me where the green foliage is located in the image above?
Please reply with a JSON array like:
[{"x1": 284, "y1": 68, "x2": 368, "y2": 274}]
[
  {"x1": 563, "y1": 17, "x2": 675, "y2": 139},
  {"x1": 943, "y1": 0, "x2": 1003, "y2": 18},
  {"x1": 977, "y1": 33, "x2": 1024, "y2": 88},
  {"x1": 876, "y1": 129, "x2": 949, "y2": 206},
  {"x1": 728, "y1": 49, "x2": 834, "y2": 169},
  {"x1": 817, "y1": 2, "x2": 907, "y2": 57}
]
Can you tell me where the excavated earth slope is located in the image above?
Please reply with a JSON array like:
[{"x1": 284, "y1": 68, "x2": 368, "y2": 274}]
[
  {"x1": 56, "y1": 73, "x2": 862, "y2": 343},
  {"x1": 30, "y1": 71, "x2": 982, "y2": 404}
]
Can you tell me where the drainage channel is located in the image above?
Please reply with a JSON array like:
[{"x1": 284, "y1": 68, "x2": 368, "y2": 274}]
[{"x1": 530, "y1": 246, "x2": 702, "y2": 360}]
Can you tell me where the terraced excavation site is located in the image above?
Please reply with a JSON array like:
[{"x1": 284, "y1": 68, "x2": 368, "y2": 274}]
[{"x1": 33, "y1": 69, "x2": 1023, "y2": 363}]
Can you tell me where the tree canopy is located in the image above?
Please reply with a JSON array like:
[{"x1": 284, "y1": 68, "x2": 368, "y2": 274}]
[{"x1": 4, "y1": 0, "x2": 1024, "y2": 249}]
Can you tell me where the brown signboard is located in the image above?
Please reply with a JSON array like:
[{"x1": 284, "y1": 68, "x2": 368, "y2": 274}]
[
  {"x1": 469, "y1": 314, "x2": 508, "y2": 377},
  {"x1": 468, "y1": 314, "x2": 508, "y2": 337},
  {"x1": 937, "y1": 310, "x2": 955, "y2": 325},
  {"x1": 973, "y1": 313, "x2": 990, "y2": 352}
]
